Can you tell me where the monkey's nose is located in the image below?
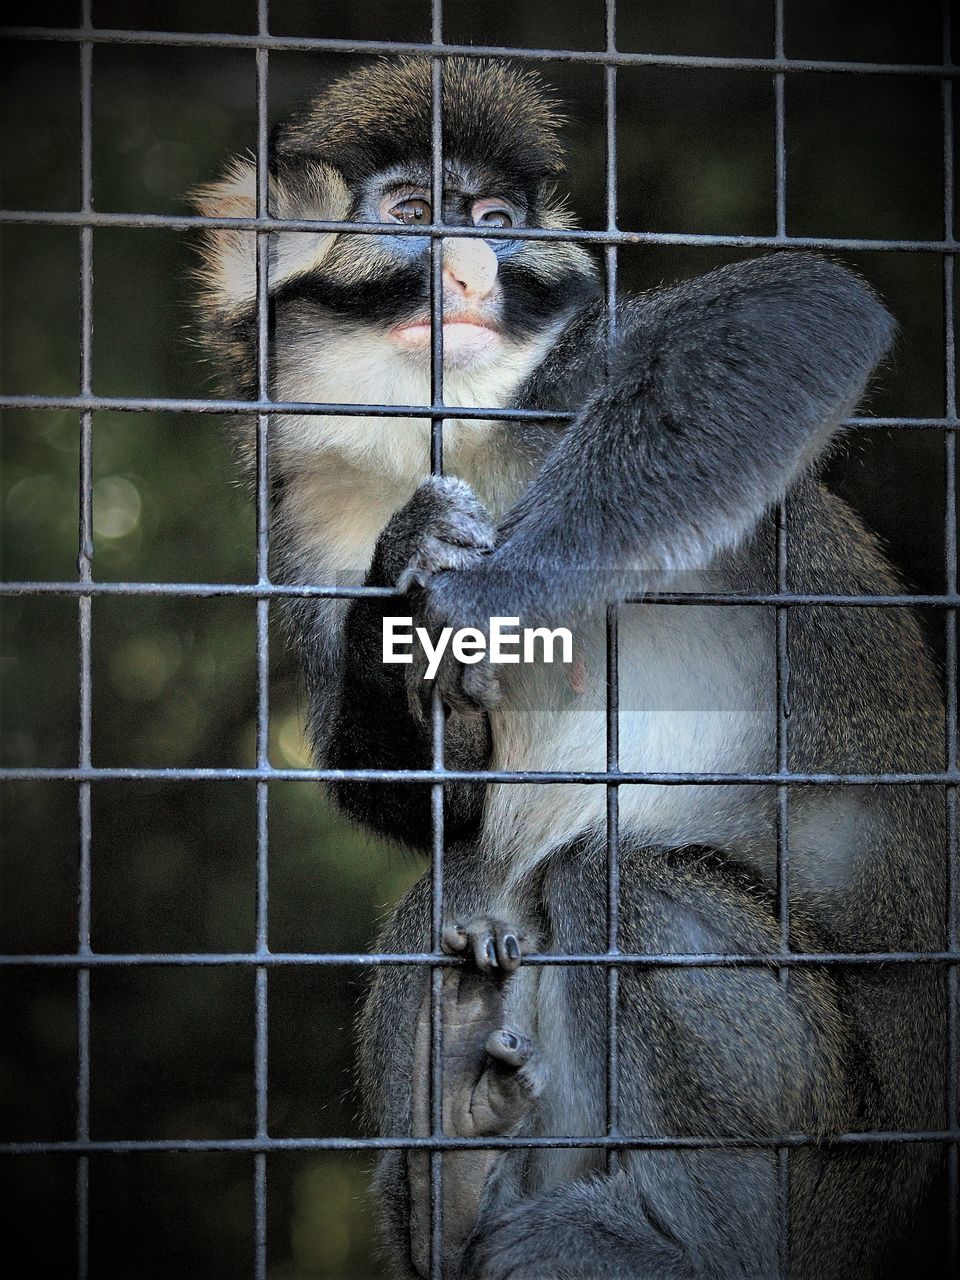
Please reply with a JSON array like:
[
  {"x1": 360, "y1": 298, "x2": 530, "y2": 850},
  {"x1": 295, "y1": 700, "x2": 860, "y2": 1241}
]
[{"x1": 442, "y1": 238, "x2": 499, "y2": 302}]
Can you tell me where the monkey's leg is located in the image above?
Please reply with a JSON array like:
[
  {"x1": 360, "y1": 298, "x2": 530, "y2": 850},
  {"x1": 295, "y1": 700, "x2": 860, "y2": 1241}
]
[
  {"x1": 463, "y1": 1168, "x2": 696, "y2": 1280},
  {"x1": 408, "y1": 918, "x2": 545, "y2": 1280}
]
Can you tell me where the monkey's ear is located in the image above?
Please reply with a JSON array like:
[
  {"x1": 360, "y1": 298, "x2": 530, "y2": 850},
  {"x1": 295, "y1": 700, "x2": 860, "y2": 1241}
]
[{"x1": 189, "y1": 156, "x2": 352, "y2": 316}]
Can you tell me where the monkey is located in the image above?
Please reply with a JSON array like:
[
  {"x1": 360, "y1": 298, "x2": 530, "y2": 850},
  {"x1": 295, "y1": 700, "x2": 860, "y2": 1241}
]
[{"x1": 191, "y1": 57, "x2": 947, "y2": 1280}]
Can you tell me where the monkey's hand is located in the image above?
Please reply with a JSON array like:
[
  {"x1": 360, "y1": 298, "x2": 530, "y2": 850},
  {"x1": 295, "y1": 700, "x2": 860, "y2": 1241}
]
[
  {"x1": 408, "y1": 918, "x2": 545, "y2": 1279},
  {"x1": 365, "y1": 474, "x2": 502, "y2": 724},
  {"x1": 371, "y1": 474, "x2": 496, "y2": 592}
]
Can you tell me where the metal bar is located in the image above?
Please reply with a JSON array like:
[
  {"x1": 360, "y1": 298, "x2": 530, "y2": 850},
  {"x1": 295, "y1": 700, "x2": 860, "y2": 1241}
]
[
  {"x1": 602, "y1": 0, "x2": 622, "y2": 1181},
  {"x1": 2, "y1": 392, "x2": 956, "y2": 429},
  {"x1": 773, "y1": 14, "x2": 791, "y2": 1273},
  {"x1": 3, "y1": 948, "x2": 960, "y2": 968},
  {"x1": 0, "y1": 393, "x2": 575, "y2": 420},
  {"x1": 2, "y1": 23, "x2": 959, "y2": 77},
  {"x1": 1, "y1": 1129, "x2": 958, "y2": 1156},
  {"x1": 75, "y1": 7, "x2": 94, "y2": 1276},
  {"x1": 774, "y1": 1, "x2": 787, "y2": 242},
  {"x1": 1, "y1": 206, "x2": 956, "y2": 253},
  {"x1": 253, "y1": 6, "x2": 271, "y2": 1276},
  {"x1": 428, "y1": 11, "x2": 446, "y2": 1276},
  {"x1": 604, "y1": 598, "x2": 622, "y2": 1167},
  {"x1": 943, "y1": 4, "x2": 959, "y2": 1268},
  {"x1": 5, "y1": 582, "x2": 960, "y2": 607},
  {"x1": 774, "y1": 502, "x2": 792, "y2": 1280},
  {"x1": 0, "y1": 391, "x2": 577, "y2": 419},
  {"x1": 3, "y1": 765, "x2": 960, "y2": 785}
]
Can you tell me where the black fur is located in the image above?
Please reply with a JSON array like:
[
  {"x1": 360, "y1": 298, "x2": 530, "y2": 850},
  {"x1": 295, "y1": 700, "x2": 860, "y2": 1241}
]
[
  {"x1": 274, "y1": 58, "x2": 567, "y2": 192},
  {"x1": 329, "y1": 478, "x2": 493, "y2": 846},
  {"x1": 273, "y1": 259, "x2": 430, "y2": 327},
  {"x1": 496, "y1": 252, "x2": 601, "y2": 342}
]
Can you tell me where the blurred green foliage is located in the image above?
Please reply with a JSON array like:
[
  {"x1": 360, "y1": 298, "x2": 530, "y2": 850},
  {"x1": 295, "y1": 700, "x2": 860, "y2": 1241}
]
[{"x1": 0, "y1": 0, "x2": 952, "y2": 1276}]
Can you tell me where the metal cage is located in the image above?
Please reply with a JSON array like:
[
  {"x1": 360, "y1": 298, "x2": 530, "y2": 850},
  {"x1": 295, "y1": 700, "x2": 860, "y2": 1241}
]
[{"x1": 0, "y1": 1, "x2": 957, "y2": 1277}]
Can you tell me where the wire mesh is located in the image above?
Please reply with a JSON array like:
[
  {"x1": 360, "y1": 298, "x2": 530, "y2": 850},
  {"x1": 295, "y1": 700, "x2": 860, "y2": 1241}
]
[{"x1": 0, "y1": 1, "x2": 957, "y2": 1278}]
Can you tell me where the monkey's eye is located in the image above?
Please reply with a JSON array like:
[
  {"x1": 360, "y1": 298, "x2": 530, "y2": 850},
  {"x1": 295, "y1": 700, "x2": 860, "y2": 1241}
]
[
  {"x1": 387, "y1": 197, "x2": 432, "y2": 225},
  {"x1": 472, "y1": 200, "x2": 515, "y2": 229}
]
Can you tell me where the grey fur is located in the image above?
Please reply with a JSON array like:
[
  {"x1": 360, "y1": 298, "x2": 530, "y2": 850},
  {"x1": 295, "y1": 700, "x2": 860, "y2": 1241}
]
[{"x1": 191, "y1": 60, "x2": 947, "y2": 1280}]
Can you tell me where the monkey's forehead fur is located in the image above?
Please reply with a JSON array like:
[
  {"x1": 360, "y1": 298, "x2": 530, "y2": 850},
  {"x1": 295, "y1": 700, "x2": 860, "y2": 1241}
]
[{"x1": 274, "y1": 58, "x2": 567, "y2": 190}]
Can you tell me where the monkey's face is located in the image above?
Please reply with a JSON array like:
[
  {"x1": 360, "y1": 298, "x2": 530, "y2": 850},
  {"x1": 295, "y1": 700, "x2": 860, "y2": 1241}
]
[
  {"x1": 368, "y1": 169, "x2": 523, "y2": 370},
  {"x1": 192, "y1": 59, "x2": 600, "y2": 398},
  {"x1": 281, "y1": 159, "x2": 597, "y2": 377}
]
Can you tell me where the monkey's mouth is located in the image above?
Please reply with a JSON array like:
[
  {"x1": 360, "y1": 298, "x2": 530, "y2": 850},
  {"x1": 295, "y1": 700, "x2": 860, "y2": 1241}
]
[{"x1": 388, "y1": 314, "x2": 503, "y2": 358}]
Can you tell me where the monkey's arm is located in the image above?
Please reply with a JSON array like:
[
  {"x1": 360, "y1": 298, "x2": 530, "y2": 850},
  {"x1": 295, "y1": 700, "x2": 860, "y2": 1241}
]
[
  {"x1": 326, "y1": 478, "x2": 493, "y2": 848},
  {"x1": 422, "y1": 254, "x2": 893, "y2": 644}
]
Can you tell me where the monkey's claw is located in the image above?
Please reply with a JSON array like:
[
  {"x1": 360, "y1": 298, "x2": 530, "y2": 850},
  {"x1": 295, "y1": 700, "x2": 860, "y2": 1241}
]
[{"x1": 442, "y1": 918, "x2": 533, "y2": 974}]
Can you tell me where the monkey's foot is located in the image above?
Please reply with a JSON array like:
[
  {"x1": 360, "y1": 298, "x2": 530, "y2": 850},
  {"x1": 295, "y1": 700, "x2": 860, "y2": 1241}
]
[
  {"x1": 440, "y1": 918, "x2": 543, "y2": 1136},
  {"x1": 461, "y1": 1027, "x2": 547, "y2": 1136},
  {"x1": 412, "y1": 917, "x2": 543, "y2": 1140},
  {"x1": 394, "y1": 475, "x2": 496, "y2": 592},
  {"x1": 442, "y1": 917, "x2": 532, "y2": 974}
]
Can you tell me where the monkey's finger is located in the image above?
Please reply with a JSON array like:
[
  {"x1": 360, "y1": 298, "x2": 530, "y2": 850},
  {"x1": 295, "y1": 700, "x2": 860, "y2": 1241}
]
[
  {"x1": 492, "y1": 921, "x2": 526, "y2": 972},
  {"x1": 396, "y1": 559, "x2": 433, "y2": 594},
  {"x1": 396, "y1": 537, "x2": 492, "y2": 594},
  {"x1": 470, "y1": 1029, "x2": 548, "y2": 1130},
  {"x1": 446, "y1": 918, "x2": 531, "y2": 972},
  {"x1": 405, "y1": 681, "x2": 425, "y2": 725},
  {"x1": 441, "y1": 923, "x2": 470, "y2": 955},
  {"x1": 404, "y1": 661, "x2": 431, "y2": 725},
  {"x1": 484, "y1": 1028, "x2": 539, "y2": 1072},
  {"x1": 471, "y1": 926, "x2": 500, "y2": 973},
  {"x1": 462, "y1": 661, "x2": 502, "y2": 711},
  {"x1": 432, "y1": 656, "x2": 478, "y2": 715},
  {"x1": 434, "y1": 654, "x2": 499, "y2": 720}
]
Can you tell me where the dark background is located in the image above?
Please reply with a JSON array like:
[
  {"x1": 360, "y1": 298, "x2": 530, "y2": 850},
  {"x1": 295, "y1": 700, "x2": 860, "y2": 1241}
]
[{"x1": 0, "y1": 1, "x2": 955, "y2": 1276}]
